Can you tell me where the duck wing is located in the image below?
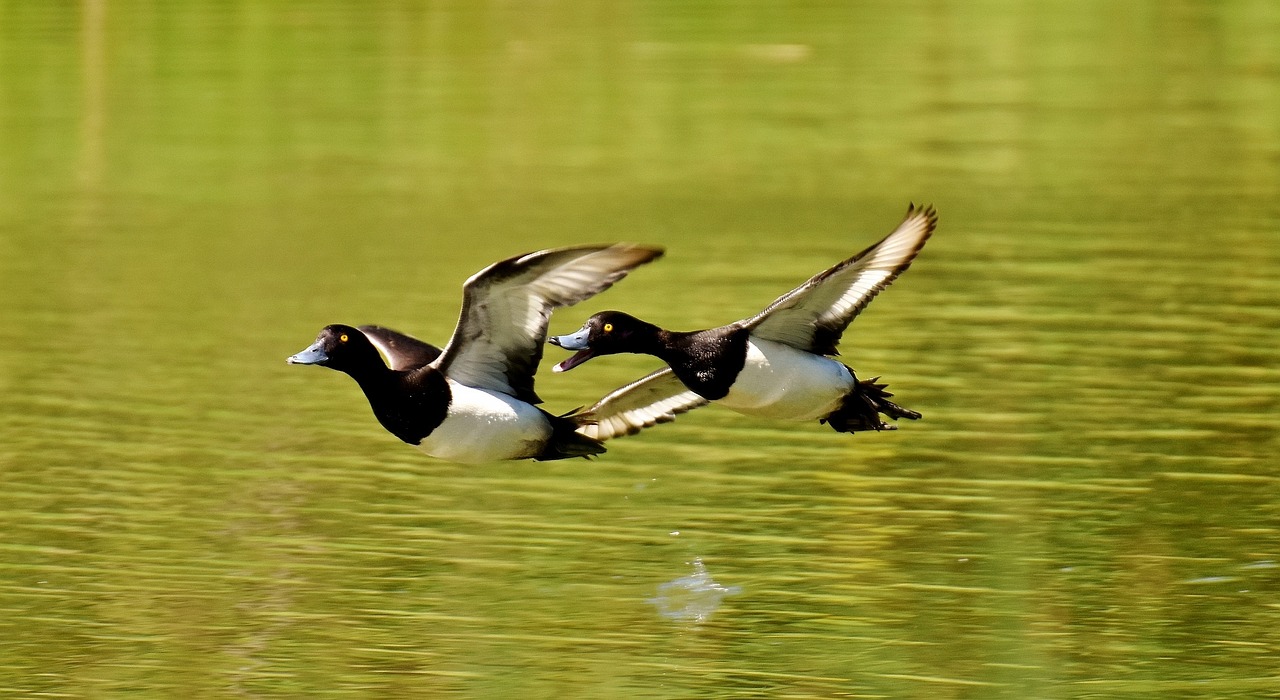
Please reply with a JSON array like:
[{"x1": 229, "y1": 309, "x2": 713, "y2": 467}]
[
  {"x1": 433, "y1": 244, "x2": 664, "y2": 404},
  {"x1": 743, "y1": 204, "x2": 936, "y2": 355},
  {"x1": 357, "y1": 325, "x2": 442, "y2": 370},
  {"x1": 575, "y1": 368, "x2": 709, "y2": 441}
]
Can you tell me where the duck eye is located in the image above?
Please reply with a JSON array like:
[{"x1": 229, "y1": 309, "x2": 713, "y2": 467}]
[
  {"x1": 603, "y1": 323, "x2": 613, "y2": 333},
  {"x1": 339, "y1": 334, "x2": 349, "y2": 343}
]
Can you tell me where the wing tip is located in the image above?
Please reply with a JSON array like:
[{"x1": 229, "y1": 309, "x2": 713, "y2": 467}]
[
  {"x1": 904, "y1": 202, "x2": 939, "y2": 239},
  {"x1": 525, "y1": 242, "x2": 665, "y2": 265},
  {"x1": 878, "y1": 201, "x2": 938, "y2": 268},
  {"x1": 597, "y1": 242, "x2": 666, "y2": 267}
]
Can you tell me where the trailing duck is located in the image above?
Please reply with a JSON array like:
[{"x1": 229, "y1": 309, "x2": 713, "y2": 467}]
[{"x1": 549, "y1": 205, "x2": 936, "y2": 440}]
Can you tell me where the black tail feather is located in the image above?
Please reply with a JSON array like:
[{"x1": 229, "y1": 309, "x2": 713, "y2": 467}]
[
  {"x1": 535, "y1": 409, "x2": 606, "y2": 461},
  {"x1": 822, "y1": 375, "x2": 921, "y2": 434}
]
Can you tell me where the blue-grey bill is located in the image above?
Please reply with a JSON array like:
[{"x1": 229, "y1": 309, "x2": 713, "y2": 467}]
[
  {"x1": 287, "y1": 342, "x2": 328, "y2": 365},
  {"x1": 549, "y1": 328, "x2": 594, "y2": 373},
  {"x1": 549, "y1": 329, "x2": 590, "y2": 351}
]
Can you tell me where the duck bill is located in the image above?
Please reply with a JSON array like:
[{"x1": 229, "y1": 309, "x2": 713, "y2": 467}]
[
  {"x1": 549, "y1": 328, "x2": 593, "y2": 373},
  {"x1": 552, "y1": 348, "x2": 595, "y2": 373},
  {"x1": 287, "y1": 341, "x2": 329, "y2": 365}
]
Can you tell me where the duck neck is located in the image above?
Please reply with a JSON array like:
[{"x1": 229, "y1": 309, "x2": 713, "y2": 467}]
[
  {"x1": 340, "y1": 357, "x2": 392, "y2": 385},
  {"x1": 340, "y1": 360, "x2": 405, "y2": 405},
  {"x1": 652, "y1": 328, "x2": 702, "y2": 365},
  {"x1": 350, "y1": 363, "x2": 450, "y2": 445},
  {"x1": 610, "y1": 318, "x2": 664, "y2": 358}
]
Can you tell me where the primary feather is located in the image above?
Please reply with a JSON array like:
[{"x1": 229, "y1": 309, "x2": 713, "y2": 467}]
[
  {"x1": 745, "y1": 204, "x2": 936, "y2": 355},
  {"x1": 433, "y1": 244, "x2": 664, "y2": 404},
  {"x1": 576, "y1": 368, "x2": 709, "y2": 441}
]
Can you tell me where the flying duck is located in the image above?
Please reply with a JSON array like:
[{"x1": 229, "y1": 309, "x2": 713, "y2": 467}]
[
  {"x1": 288, "y1": 244, "x2": 663, "y2": 463},
  {"x1": 549, "y1": 205, "x2": 936, "y2": 440}
]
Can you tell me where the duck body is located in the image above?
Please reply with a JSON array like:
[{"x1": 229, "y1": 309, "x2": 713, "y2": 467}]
[
  {"x1": 288, "y1": 243, "x2": 663, "y2": 463},
  {"x1": 717, "y1": 336, "x2": 854, "y2": 421},
  {"x1": 418, "y1": 380, "x2": 556, "y2": 463},
  {"x1": 645, "y1": 325, "x2": 851, "y2": 419},
  {"x1": 346, "y1": 359, "x2": 556, "y2": 462},
  {"x1": 550, "y1": 205, "x2": 936, "y2": 440}
]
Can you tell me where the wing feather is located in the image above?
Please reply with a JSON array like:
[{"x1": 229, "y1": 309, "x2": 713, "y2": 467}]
[
  {"x1": 575, "y1": 368, "x2": 709, "y2": 441},
  {"x1": 357, "y1": 325, "x2": 442, "y2": 371},
  {"x1": 433, "y1": 244, "x2": 663, "y2": 403},
  {"x1": 744, "y1": 204, "x2": 936, "y2": 355}
]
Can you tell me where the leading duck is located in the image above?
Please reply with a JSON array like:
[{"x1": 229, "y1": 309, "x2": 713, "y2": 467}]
[
  {"x1": 549, "y1": 205, "x2": 936, "y2": 440},
  {"x1": 288, "y1": 244, "x2": 662, "y2": 463}
]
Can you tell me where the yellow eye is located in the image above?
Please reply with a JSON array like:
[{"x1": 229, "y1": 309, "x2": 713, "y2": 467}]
[
  {"x1": 339, "y1": 334, "x2": 349, "y2": 343},
  {"x1": 603, "y1": 323, "x2": 613, "y2": 333}
]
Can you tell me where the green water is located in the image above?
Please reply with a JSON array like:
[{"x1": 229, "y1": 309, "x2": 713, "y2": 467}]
[{"x1": 2, "y1": 1, "x2": 1278, "y2": 697}]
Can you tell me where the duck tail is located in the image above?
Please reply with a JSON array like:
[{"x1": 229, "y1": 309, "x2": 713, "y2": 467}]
[
  {"x1": 822, "y1": 375, "x2": 922, "y2": 434},
  {"x1": 535, "y1": 408, "x2": 607, "y2": 461}
]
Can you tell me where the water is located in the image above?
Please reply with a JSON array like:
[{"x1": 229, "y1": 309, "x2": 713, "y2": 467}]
[
  {"x1": 2, "y1": 1, "x2": 1278, "y2": 697},
  {"x1": 649, "y1": 558, "x2": 741, "y2": 623}
]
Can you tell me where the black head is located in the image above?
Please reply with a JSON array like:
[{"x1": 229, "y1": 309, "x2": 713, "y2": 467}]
[
  {"x1": 287, "y1": 324, "x2": 386, "y2": 375},
  {"x1": 548, "y1": 311, "x2": 655, "y2": 372}
]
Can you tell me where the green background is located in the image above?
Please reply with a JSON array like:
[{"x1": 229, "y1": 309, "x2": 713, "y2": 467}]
[{"x1": 1, "y1": 1, "x2": 1278, "y2": 697}]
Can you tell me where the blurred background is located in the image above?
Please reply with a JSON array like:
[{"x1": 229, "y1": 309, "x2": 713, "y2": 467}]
[{"x1": 1, "y1": 1, "x2": 1278, "y2": 697}]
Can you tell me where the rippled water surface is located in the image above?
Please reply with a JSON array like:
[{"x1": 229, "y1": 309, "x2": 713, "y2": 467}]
[{"x1": 2, "y1": 2, "x2": 1278, "y2": 697}]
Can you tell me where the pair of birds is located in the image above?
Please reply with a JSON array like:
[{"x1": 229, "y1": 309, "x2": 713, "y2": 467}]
[{"x1": 288, "y1": 205, "x2": 937, "y2": 464}]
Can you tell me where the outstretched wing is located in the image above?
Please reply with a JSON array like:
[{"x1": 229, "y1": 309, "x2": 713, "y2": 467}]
[
  {"x1": 744, "y1": 204, "x2": 936, "y2": 355},
  {"x1": 576, "y1": 368, "x2": 708, "y2": 441},
  {"x1": 433, "y1": 244, "x2": 664, "y2": 403},
  {"x1": 357, "y1": 325, "x2": 443, "y2": 370}
]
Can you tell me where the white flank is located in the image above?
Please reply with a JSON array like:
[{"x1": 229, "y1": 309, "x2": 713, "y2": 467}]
[
  {"x1": 717, "y1": 337, "x2": 853, "y2": 421},
  {"x1": 416, "y1": 381, "x2": 553, "y2": 464}
]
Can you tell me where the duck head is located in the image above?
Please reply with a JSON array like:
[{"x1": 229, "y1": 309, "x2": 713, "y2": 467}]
[
  {"x1": 287, "y1": 324, "x2": 385, "y2": 374},
  {"x1": 549, "y1": 311, "x2": 655, "y2": 372}
]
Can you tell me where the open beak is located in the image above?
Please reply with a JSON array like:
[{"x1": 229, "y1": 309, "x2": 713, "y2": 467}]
[
  {"x1": 549, "y1": 328, "x2": 593, "y2": 373},
  {"x1": 287, "y1": 340, "x2": 329, "y2": 365}
]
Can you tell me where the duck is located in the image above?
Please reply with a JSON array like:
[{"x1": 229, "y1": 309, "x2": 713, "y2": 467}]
[
  {"x1": 548, "y1": 204, "x2": 936, "y2": 440},
  {"x1": 288, "y1": 244, "x2": 663, "y2": 463}
]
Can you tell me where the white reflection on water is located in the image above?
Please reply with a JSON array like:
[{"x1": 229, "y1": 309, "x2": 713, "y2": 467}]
[{"x1": 648, "y1": 558, "x2": 741, "y2": 623}]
